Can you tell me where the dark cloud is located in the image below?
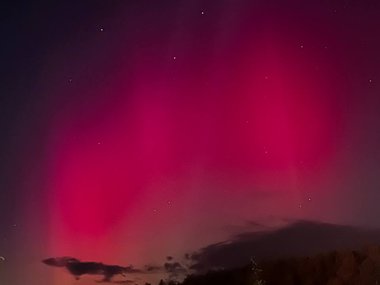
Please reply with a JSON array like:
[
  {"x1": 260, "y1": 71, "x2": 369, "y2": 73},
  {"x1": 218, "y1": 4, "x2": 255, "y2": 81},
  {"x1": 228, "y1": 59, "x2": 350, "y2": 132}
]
[
  {"x1": 144, "y1": 257, "x2": 192, "y2": 281},
  {"x1": 143, "y1": 264, "x2": 162, "y2": 272},
  {"x1": 188, "y1": 220, "x2": 380, "y2": 273},
  {"x1": 164, "y1": 261, "x2": 188, "y2": 280},
  {"x1": 164, "y1": 262, "x2": 184, "y2": 272},
  {"x1": 42, "y1": 257, "x2": 140, "y2": 283},
  {"x1": 111, "y1": 281, "x2": 135, "y2": 284},
  {"x1": 42, "y1": 256, "x2": 80, "y2": 267},
  {"x1": 223, "y1": 217, "x2": 298, "y2": 237}
]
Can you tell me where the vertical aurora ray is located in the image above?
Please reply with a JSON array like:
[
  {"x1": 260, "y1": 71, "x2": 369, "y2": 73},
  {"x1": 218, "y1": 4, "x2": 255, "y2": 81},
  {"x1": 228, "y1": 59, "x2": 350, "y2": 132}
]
[
  {"x1": 41, "y1": 3, "x2": 346, "y2": 284},
  {"x1": 5, "y1": 2, "x2": 380, "y2": 285}
]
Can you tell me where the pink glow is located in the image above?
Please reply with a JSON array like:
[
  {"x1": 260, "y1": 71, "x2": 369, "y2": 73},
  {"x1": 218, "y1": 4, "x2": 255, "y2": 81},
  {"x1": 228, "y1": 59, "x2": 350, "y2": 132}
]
[{"x1": 46, "y1": 21, "x2": 343, "y2": 275}]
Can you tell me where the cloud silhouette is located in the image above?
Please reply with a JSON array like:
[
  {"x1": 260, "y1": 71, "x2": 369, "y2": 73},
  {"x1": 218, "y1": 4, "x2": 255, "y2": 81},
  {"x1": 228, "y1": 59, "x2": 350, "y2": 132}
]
[
  {"x1": 188, "y1": 220, "x2": 380, "y2": 273},
  {"x1": 109, "y1": 281, "x2": 135, "y2": 284},
  {"x1": 143, "y1": 264, "x2": 162, "y2": 272},
  {"x1": 42, "y1": 256, "x2": 80, "y2": 267},
  {"x1": 42, "y1": 257, "x2": 141, "y2": 283},
  {"x1": 164, "y1": 261, "x2": 188, "y2": 280}
]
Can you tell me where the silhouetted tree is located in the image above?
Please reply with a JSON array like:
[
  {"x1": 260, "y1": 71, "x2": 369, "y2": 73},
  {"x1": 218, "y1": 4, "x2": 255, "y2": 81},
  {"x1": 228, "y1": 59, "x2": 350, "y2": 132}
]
[{"x1": 173, "y1": 246, "x2": 380, "y2": 285}]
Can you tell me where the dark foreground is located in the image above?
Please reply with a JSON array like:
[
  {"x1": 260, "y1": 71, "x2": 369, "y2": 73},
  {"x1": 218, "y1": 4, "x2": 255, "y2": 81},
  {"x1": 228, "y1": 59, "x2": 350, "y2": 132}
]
[{"x1": 157, "y1": 245, "x2": 380, "y2": 285}]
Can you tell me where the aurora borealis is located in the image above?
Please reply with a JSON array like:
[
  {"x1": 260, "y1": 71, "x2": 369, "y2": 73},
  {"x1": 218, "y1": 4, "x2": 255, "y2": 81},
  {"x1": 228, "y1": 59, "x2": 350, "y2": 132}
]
[{"x1": 1, "y1": 1, "x2": 380, "y2": 284}]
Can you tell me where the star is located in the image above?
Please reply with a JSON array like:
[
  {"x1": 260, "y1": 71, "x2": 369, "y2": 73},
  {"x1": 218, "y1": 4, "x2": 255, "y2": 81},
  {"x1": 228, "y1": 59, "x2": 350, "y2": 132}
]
[
  {"x1": 100, "y1": 27, "x2": 104, "y2": 32},
  {"x1": 173, "y1": 56, "x2": 177, "y2": 60},
  {"x1": 201, "y1": 11, "x2": 205, "y2": 15}
]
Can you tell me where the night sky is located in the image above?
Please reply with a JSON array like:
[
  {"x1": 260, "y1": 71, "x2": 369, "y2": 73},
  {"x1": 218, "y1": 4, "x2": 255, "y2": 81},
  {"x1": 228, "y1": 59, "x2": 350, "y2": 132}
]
[{"x1": 1, "y1": 1, "x2": 380, "y2": 284}]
